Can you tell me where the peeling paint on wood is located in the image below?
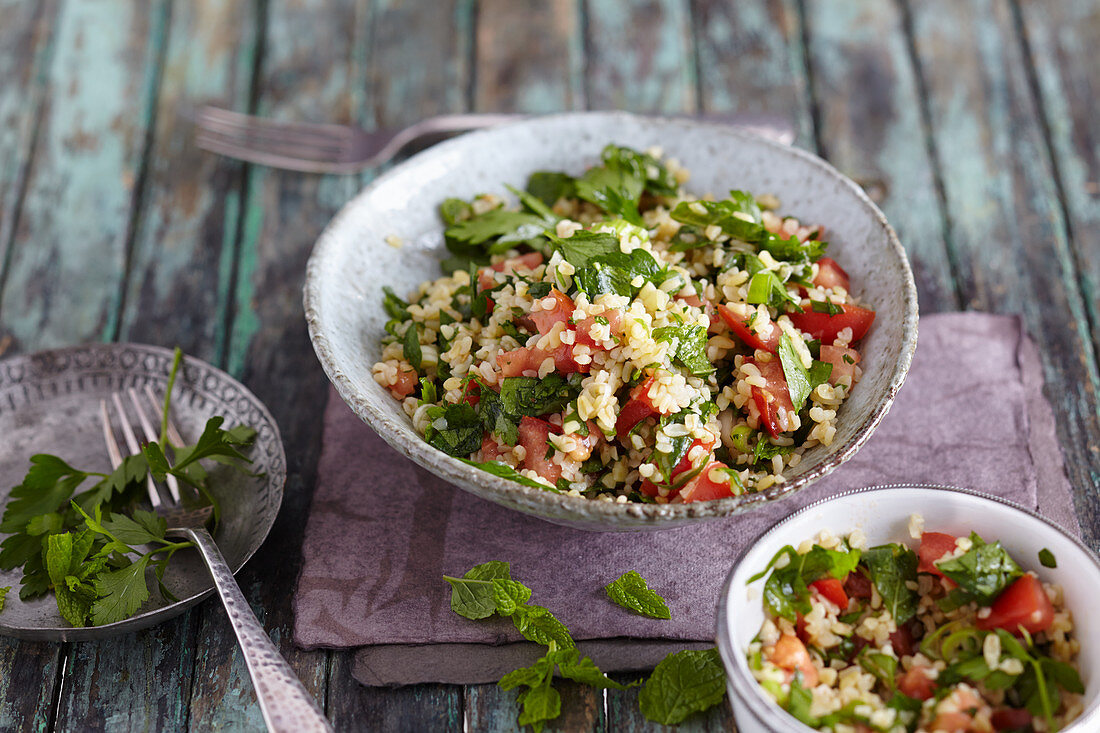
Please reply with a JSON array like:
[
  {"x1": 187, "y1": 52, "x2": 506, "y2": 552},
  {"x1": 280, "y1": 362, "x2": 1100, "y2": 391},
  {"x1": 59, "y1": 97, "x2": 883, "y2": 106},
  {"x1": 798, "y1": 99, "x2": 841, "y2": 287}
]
[
  {"x1": 475, "y1": 0, "x2": 584, "y2": 112},
  {"x1": 804, "y1": 0, "x2": 956, "y2": 311},
  {"x1": 0, "y1": 0, "x2": 166, "y2": 350},
  {"x1": 907, "y1": 0, "x2": 1100, "y2": 542},
  {"x1": 585, "y1": 0, "x2": 696, "y2": 113}
]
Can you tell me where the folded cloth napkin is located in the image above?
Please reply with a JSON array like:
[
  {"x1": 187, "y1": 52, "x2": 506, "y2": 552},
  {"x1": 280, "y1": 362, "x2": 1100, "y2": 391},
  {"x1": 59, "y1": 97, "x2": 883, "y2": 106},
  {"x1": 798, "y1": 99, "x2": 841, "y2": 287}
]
[{"x1": 292, "y1": 313, "x2": 1078, "y2": 686}]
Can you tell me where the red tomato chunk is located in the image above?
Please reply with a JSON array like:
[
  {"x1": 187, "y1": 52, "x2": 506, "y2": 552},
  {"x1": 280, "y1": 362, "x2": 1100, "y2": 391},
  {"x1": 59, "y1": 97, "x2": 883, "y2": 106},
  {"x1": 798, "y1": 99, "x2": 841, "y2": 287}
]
[
  {"x1": 977, "y1": 574, "x2": 1055, "y2": 636},
  {"x1": 788, "y1": 303, "x2": 875, "y2": 343}
]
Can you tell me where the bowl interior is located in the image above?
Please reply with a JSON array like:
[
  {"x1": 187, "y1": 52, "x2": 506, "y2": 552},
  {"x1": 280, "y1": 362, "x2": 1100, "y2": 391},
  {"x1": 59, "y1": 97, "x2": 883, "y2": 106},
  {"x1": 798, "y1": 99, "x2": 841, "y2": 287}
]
[
  {"x1": 306, "y1": 112, "x2": 918, "y2": 529},
  {"x1": 719, "y1": 485, "x2": 1100, "y2": 731}
]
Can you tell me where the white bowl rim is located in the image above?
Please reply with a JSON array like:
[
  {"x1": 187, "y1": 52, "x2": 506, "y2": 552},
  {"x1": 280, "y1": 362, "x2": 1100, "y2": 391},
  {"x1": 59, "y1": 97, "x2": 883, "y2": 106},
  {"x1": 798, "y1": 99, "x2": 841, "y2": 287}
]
[
  {"x1": 303, "y1": 110, "x2": 920, "y2": 526},
  {"x1": 716, "y1": 483, "x2": 1100, "y2": 732}
]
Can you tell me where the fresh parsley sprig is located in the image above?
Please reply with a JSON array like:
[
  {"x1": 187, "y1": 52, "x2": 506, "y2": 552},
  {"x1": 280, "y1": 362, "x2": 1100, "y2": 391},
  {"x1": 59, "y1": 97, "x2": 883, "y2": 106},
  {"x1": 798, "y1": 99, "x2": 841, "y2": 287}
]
[{"x1": 0, "y1": 348, "x2": 258, "y2": 626}]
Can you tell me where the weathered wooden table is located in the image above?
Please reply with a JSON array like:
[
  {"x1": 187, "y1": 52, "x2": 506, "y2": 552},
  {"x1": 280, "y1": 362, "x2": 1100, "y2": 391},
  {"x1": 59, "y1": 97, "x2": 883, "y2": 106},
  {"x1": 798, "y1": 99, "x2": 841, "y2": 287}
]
[{"x1": 1, "y1": 0, "x2": 1097, "y2": 729}]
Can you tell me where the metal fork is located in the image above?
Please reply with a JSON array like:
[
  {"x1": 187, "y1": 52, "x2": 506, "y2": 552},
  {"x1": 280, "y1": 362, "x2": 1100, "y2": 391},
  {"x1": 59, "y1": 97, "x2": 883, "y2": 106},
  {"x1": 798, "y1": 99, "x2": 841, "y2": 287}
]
[
  {"x1": 101, "y1": 387, "x2": 332, "y2": 733},
  {"x1": 194, "y1": 108, "x2": 797, "y2": 174}
]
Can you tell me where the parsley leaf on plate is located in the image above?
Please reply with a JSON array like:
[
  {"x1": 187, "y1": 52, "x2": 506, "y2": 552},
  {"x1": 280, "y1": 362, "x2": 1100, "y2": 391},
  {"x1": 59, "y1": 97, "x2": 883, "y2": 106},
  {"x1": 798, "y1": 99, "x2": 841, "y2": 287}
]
[{"x1": 605, "y1": 570, "x2": 671, "y2": 619}]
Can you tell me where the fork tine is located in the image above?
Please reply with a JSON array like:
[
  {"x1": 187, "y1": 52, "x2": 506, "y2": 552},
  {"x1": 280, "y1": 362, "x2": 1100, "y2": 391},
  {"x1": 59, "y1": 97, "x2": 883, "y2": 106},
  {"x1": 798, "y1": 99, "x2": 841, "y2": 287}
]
[
  {"x1": 143, "y1": 384, "x2": 184, "y2": 446},
  {"x1": 100, "y1": 400, "x2": 123, "y2": 470},
  {"x1": 111, "y1": 393, "x2": 163, "y2": 508},
  {"x1": 197, "y1": 107, "x2": 357, "y2": 142},
  {"x1": 195, "y1": 129, "x2": 350, "y2": 162},
  {"x1": 127, "y1": 389, "x2": 181, "y2": 503},
  {"x1": 194, "y1": 132, "x2": 362, "y2": 174}
]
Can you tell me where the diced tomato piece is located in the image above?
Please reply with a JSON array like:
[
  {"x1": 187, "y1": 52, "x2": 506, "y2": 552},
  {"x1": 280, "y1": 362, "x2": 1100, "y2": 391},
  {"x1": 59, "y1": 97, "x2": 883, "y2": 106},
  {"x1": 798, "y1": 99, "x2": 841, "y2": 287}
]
[
  {"x1": 389, "y1": 369, "x2": 418, "y2": 399},
  {"x1": 918, "y1": 532, "x2": 959, "y2": 577},
  {"x1": 991, "y1": 708, "x2": 1032, "y2": 731},
  {"x1": 897, "y1": 666, "x2": 937, "y2": 701},
  {"x1": 639, "y1": 479, "x2": 659, "y2": 498},
  {"x1": 676, "y1": 293, "x2": 704, "y2": 307},
  {"x1": 717, "y1": 303, "x2": 780, "y2": 353},
  {"x1": 812, "y1": 257, "x2": 851, "y2": 291},
  {"x1": 615, "y1": 377, "x2": 660, "y2": 442},
  {"x1": 529, "y1": 289, "x2": 574, "y2": 335},
  {"x1": 669, "y1": 438, "x2": 715, "y2": 479},
  {"x1": 889, "y1": 621, "x2": 919, "y2": 657},
  {"x1": 768, "y1": 634, "x2": 818, "y2": 688},
  {"x1": 977, "y1": 574, "x2": 1055, "y2": 636},
  {"x1": 497, "y1": 344, "x2": 588, "y2": 378},
  {"x1": 678, "y1": 462, "x2": 737, "y2": 503},
  {"x1": 745, "y1": 358, "x2": 794, "y2": 437},
  {"x1": 789, "y1": 303, "x2": 875, "y2": 344},
  {"x1": 931, "y1": 711, "x2": 975, "y2": 732},
  {"x1": 461, "y1": 380, "x2": 481, "y2": 407},
  {"x1": 497, "y1": 347, "x2": 541, "y2": 377},
  {"x1": 477, "y1": 432, "x2": 509, "y2": 461},
  {"x1": 518, "y1": 416, "x2": 561, "y2": 484},
  {"x1": 574, "y1": 310, "x2": 624, "y2": 348},
  {"x1": 820, "y1": 344, "x2": 861, "y2": 386},
  {"x1": 844, "y1": 570, "x2": 873, "y2": 600},
  {"x1": 477, "y1": 252, "x2": 545, "y2": 291},
  {"x1": 809, "y1": 578, "x2": 848, "y2": 609}
]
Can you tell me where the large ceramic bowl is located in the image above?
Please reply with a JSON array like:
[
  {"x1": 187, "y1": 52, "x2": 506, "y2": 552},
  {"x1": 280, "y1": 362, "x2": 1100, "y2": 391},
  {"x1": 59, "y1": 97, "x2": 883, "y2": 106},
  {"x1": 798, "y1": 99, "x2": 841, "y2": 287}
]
[
  {"x1": 717, "y1": 485, "x2": 1100, "y2": 732},
  {"x1": 304, "y1": 112, "x2": 918, "y2": 531}
]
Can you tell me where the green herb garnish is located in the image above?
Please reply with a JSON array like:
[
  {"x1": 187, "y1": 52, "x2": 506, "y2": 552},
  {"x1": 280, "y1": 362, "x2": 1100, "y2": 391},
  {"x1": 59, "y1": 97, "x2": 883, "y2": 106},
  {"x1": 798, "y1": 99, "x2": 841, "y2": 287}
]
[
  {"x1": 604, "y1": 570, "x2": 671, "y2": 620},
  {"x1": 0, "y1": 348, "x2": 257, "y2": 626},
  {"x1": 638, "y1": 648, "x2": 727, "y2": 725}
]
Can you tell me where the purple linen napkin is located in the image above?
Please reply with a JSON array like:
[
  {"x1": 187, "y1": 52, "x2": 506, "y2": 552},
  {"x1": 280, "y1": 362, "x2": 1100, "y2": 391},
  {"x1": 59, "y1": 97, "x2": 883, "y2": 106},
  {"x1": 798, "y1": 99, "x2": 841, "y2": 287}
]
[{"x1": 292, "y1": 313, "x2": 1077, "y2": 686}]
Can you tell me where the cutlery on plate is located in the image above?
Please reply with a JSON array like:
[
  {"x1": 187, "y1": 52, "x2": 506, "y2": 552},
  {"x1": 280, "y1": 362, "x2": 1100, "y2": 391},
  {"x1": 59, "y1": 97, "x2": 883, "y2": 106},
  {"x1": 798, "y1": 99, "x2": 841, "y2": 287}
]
[
  {"x1": 101, "y1": 387, "x2": 332, "y2": 733},
  {"x1": 194, "y1": 108, "x2": 797, "y2": 174}
]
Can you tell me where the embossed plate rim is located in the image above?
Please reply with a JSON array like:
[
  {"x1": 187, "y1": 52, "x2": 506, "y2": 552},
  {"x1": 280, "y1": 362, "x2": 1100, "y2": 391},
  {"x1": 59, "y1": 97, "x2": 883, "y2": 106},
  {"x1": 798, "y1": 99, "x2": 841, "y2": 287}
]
[{"x1": 0, "y1": 343, "x2": 286, "y2": 641}]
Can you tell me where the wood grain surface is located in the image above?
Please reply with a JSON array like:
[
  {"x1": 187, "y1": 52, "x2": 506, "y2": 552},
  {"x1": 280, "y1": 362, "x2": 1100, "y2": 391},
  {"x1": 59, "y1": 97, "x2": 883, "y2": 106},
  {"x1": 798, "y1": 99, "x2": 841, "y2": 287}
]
[{"x1": 0, "y1": 1, "x2": 1096, "y2": 731}]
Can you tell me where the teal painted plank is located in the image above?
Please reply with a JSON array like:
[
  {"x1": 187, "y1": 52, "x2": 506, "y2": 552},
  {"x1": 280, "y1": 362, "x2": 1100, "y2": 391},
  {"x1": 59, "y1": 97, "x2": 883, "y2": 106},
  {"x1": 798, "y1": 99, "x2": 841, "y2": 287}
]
[
  {"x1": 0, "y1": 0, "x2": 166, "y2": 351},
  {"x1": 804, "y1": 0, "x2": 956, "y2": 310},
  {"x1": 0, "y1": 4, "x2": 65, "y2": 731},
  {"x1": 466, "y1": 680, "x2": 605, "y2": 732},
  {"x1": 907, "y1": 0, "x2": 1100, "y2": 541},
  {"x1": 691, "y1": 0, "x2": 815, "y2": 148},
  {"x1": 185, "y1": 0, "x2": 362, "y2": 727},
  {"x1": 55, "y1": 1, "x2": 261, "y2": 728},
  {"x1": 475, "y1": 0, "x2": 584, "y2": 112},
  {"x1": 605, "y1": 677, "x2": 730, "y2": 732},
  {"x1": 117, "y1": 0, "x2": 259, "y2": 357},
  {"x1": 585, "y1": 0, "x2": 696, "y2": 113},
  {"x1": 0, "y1": 0, "x2": 54, "y2": 278},
  {"x1": 367, "y1": 0, "x2": 472, "y2": 125},
  {"x1": 1017, "y1": 0, "x2": 1100, "y2": 361}
]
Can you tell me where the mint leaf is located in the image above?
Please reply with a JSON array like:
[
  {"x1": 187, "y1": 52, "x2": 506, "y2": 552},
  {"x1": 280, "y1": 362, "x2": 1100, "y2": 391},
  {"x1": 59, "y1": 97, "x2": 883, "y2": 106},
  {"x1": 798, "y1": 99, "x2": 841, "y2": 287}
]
[
  {"x1": 382, "y1": 286, "x2": 410, "y2": 320},
  {"x1": 863, "y1": 544, "x2": 919, "y2": 624},
  {"x1": 424, "y1": 403, "x2": 483, "y2": 457},
  {"x1": 403, "y1": 323, "x2": 422, "y2": 371},
  {"x1": 555, "y1": 649, "x2": 629, "y2": 690},
  {"x1": 491, "y1": 578, "x2": 532, "y2": 615},
  {"x1": 513, "y1": 605, "x2": 574, "y2": 649},
  {"x1": 444, "y1": 561, "x2": 513, "y2": 620},
  {"x1": 517, "y1": 680, "x2": 560, "y2": 733},
  {"x1": 787, "y1": 676, "x2": 818, "y2": 726},
  {"x1": 55, "y1": 585, "x2": 92, "y2": 627},
  {"x1": 653, "y1": 324, "x2": 714, "y2": 377},
  {"x1": 459, "y1": 459, "x2": 559, "y2": 492},
  {"x1": 605, "y1": 571, "x2": 671, "y2": 620},
  {"x1": 1038, "y1": 548, "x2": 1057, "y2": 568},
  {"x1": 638, "y1": 648, "x2": 727, "y2": 725},
  {"x1": 935, "y1": 532, "x2": 1022, "y2": 605}
]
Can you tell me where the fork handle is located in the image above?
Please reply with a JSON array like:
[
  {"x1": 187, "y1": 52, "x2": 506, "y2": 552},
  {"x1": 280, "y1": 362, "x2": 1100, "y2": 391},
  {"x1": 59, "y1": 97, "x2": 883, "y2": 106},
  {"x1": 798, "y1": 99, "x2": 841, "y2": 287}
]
[{"x1": 181, "y1": 526, "x2": 333, "y2": 733}]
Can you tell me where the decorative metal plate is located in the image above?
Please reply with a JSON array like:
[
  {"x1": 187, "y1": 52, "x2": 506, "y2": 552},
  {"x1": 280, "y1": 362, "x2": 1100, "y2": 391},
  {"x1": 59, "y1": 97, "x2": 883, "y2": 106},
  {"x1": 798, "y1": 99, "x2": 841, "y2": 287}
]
[{"x1": 0, "y1": 343, "x2": 285, "y2": 641}]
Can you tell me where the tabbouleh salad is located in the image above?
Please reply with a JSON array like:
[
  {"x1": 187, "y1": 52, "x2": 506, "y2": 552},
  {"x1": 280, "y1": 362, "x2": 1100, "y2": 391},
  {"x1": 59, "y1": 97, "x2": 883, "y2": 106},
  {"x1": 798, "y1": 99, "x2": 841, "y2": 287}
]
[
  {"x1": 372, "y1": 144, "x2": 875, "y2": 503},
  {"x1": 747, "y1": 517, "x2": 1083, "y2": 732}
]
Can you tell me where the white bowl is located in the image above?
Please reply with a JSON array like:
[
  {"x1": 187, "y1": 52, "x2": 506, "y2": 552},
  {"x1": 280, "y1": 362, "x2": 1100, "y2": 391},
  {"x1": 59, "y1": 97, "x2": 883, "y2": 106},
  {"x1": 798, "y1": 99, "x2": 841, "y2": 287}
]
[
  {"x1": 717, "y1": 484, "x2": 1100, "y2": 732},
  {"x1": 304, "y1": 111, "x2": 918, "y2": 530}
]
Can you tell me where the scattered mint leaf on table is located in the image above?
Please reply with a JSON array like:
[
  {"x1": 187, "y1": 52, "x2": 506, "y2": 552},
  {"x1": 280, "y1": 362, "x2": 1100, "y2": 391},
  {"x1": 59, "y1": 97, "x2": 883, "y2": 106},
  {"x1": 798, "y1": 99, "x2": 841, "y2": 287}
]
[
  {"x1": 638, "y1": 648, "x2": 727, "y2": 725},
  {"x1": 604, "y1": 570, "x2": 671, "y2": 620}
]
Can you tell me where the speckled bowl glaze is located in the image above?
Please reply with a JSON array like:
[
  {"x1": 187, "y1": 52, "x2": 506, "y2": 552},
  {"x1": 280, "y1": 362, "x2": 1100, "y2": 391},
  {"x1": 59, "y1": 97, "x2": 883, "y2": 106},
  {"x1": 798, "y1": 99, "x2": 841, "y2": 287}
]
[{"x1": 304, "y1": 112, "x2": 918, "y2": 531}]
